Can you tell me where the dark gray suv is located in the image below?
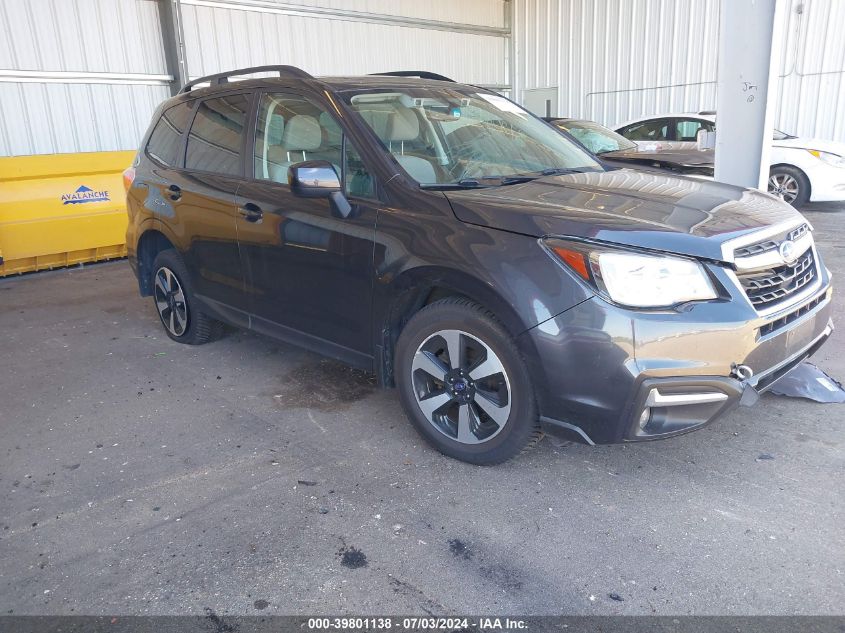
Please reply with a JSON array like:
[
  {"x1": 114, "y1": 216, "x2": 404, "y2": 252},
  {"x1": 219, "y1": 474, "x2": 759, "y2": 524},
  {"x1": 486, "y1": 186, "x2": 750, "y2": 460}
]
[{"x1": 125, "y1": 66, "x2": 834, "y2": 464}]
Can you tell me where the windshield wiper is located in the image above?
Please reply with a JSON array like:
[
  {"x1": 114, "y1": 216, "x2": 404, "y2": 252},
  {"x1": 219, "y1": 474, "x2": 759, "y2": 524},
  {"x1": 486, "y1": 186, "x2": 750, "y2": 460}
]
[
  {"x1": 420, "y1": 178, "x2": 490, "y2": 190},
  {"x1": 497, "y1": 167, "x2": 587, "y2": 186},
  {"x1": 498, "y1": 175, "x2": 537, "y2": 185}
]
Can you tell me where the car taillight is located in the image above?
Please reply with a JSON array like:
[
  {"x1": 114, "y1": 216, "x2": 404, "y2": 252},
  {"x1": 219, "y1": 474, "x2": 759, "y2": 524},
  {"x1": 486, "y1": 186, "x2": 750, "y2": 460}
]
[{"x1": 122, "y1": 166, "x2": 135, "y2": 192}]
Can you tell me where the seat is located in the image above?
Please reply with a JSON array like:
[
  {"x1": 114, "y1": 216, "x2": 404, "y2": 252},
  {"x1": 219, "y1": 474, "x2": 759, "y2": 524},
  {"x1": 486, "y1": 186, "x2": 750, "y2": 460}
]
[
  {"x1": 268, "y1": 114, "x2": 322, "y2": 182},
  {"x1": 256, "y1": 112, "x2": 286, "y2": 180},
  {"x1": 384, "y1": 109, "x2": 437, "y2": 184}
]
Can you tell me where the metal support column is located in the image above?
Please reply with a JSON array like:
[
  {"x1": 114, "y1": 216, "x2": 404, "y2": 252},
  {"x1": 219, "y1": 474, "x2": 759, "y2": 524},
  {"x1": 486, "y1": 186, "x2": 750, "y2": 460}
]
[
  {"x1": 714, "y1": 0, "x2": 787, "y2": 190},
  {"x1": 157, "y1": 0, "x2": 189, "y2": 95}
]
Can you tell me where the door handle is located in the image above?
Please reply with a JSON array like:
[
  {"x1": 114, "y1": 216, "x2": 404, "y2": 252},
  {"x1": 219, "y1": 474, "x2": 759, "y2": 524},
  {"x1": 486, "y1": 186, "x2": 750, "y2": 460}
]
[
  {"x1": 238, "y1": 203, "x2": 263, "y2": 222},
  {"x1": 167, "y1": 184, "x2": 181, "y2": 201}
]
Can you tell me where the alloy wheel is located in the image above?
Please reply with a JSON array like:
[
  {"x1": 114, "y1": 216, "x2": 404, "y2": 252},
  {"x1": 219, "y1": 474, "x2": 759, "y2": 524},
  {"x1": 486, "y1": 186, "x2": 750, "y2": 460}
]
[
  {"x1": 768, "y1": 173, "x2": 800, "y2": 204},
  {"x1": 154, "y1": 267, "x2": 189, "y2": 337},
  {"x1": 411, "y1": 329, "x2": 511, "y2": 444}
]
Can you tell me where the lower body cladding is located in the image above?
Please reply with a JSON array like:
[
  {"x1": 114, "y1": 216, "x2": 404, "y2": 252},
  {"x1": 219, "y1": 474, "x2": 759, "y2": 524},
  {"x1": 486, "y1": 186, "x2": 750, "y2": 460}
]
[{"x1": 519, "y1": 280, "x2": 834, "y2": 446}]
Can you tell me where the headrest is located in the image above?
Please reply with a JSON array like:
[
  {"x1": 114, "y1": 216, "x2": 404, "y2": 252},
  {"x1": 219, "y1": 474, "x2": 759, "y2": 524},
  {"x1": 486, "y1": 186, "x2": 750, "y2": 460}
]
[
  {"x1": 266, "y1": 112, "x2": 285, "y2": 146},
  {"x1": 319, "y1": 112, "x2": 342, "y2": 144},
  {"x1": 281, "y1": 115, "x2": 321, "y2": 151},
  {"x1": 357, "y1": 109, "x2": 390, "y2": 139},
  {"x1": 385, "y1": 109, "x2": 419, "y2": 142}
]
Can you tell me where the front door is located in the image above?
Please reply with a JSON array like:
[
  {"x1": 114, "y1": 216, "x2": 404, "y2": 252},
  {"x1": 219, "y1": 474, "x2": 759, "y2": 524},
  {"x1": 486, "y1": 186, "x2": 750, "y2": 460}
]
[
  {"x1": 672, "y1": 118, "x2": 716, "y2": 150},
  {"x1": 235, "y1": 91, "x2": 379, "y2": 366}
]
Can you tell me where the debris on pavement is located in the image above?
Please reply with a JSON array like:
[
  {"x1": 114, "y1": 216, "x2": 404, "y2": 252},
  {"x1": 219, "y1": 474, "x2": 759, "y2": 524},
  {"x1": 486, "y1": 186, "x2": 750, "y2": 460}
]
[{"x1": 769, "y1": 362, "x2": 845, "y2": 403}]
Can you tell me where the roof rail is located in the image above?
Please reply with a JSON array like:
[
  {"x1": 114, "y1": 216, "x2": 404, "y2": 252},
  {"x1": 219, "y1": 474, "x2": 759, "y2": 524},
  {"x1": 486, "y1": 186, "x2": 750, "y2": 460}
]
[
  {"x1": 370, "y1": 71, "x2": 456, "y2": 82},
  {"x1": 179, "y1": 65, "x2": 314, "y2": 93}
]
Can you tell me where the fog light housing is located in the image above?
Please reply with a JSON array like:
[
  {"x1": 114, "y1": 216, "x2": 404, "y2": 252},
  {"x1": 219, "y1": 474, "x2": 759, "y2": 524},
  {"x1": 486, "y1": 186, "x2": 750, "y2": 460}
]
[{"x1": 638, "y1": 407, "x2": 652, "y2": 430}]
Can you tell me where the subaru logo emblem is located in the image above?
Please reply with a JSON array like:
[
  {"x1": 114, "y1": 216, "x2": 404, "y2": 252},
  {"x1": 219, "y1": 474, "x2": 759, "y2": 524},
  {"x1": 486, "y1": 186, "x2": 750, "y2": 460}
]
[{"x1": 778, "y1": 240, "x2": 798, "y2": 265}]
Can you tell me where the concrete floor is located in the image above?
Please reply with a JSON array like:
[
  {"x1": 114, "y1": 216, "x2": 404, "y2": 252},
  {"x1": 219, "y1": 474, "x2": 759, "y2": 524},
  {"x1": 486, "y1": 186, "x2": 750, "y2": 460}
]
[{"x1": 1, "y1": 204, "x2": 843, "y2": 617}]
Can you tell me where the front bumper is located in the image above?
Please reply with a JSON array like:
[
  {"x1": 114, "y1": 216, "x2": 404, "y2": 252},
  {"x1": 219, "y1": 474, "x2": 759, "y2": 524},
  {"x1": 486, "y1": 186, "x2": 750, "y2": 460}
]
[
  {"x1": 808, "y1": 161, "x2": 845, "y2": 202},
  {"x1": 519, "y1": 269, "x2": 834, "y2": 445}
]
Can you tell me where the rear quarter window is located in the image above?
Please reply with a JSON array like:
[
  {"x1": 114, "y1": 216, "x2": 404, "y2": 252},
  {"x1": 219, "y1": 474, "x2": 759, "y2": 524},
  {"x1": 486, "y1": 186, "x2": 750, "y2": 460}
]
[
  {"x1": 146, "y1": 101, "x2": 194, "y2": 167},
  {"x1": 185, "y1": 94, "x2": 251, "y2": 176}
]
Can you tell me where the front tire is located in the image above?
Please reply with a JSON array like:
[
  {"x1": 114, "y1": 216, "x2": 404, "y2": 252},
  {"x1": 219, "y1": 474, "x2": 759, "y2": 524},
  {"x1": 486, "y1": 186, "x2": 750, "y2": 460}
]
[
  {"x1": 395, "y1": 298, "x2": 542, "y2": 465},
  {"x1": 151, "y1": 249, "x2": 222, "y2": 345},
  {"x1": 768, "y1": 166, "x2": 810, "y2": 207}
]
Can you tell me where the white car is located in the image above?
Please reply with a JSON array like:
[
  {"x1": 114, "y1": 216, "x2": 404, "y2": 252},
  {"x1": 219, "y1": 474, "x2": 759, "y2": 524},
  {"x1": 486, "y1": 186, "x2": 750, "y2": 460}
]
[{"x1": 615, "y1": 112, "x2": 845, "y2": 207}]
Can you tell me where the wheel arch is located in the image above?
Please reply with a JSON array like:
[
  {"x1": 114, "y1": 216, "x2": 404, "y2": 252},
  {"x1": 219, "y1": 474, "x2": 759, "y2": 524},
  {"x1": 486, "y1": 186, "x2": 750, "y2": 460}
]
[
  {"x1": 373, "y1": 266, "x2": 541, "y2": 388},
  {"x1": 769, "y1": 162, "x2": 812, "y2": 200},
  {"x1": 136, "y1": 228, "x2": 177, "y2": 296}
]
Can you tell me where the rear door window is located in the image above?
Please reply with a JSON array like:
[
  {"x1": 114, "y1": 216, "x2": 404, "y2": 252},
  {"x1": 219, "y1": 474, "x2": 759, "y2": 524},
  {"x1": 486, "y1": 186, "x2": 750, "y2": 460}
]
[
  {"x1": 146, "y1": 101, "x2": 194, "y2": 167},
  {"x1": 185, "y1": 94, "x2": 251, "y2": 176},
  {"x1": 675, "y1": 118, "x2": 714, "y2": 142}
]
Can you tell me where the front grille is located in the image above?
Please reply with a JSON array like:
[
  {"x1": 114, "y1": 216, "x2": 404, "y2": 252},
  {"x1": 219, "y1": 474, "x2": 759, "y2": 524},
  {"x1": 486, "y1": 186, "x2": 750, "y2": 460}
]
[
  {"x1": 788, "y1": 223, "x2": 809, "y2": 242},
  {"x1": 737, "y1": 248, "x2": 817, "y2": 309},
  {"x1": 759, "y1": 293, "x2": 825, "y2": 337},
  {"x1": 733, "y1": 223, "x2": 809, "y2": 259}
]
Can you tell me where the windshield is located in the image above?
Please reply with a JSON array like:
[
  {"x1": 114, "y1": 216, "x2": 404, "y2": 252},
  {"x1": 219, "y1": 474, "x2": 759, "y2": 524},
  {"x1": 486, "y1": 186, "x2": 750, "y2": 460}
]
[
  {"x1": 340, "y1": 87, "x2": 602, "y2": 186},
  {"x1": 554, "y1": 119, "x2": 637, "y2": 154}
]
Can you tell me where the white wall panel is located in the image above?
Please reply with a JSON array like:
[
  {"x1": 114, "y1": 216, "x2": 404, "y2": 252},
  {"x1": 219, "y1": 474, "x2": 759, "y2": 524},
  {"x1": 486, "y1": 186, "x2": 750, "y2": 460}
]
[
  {"x1": 0, "y1": 0, "x2": 170, "y2": 155},
  {"x1": 1, "y1": 0, "x2": 509, "y2": 156},
  {"x1": 200, "y1": 0, "x2": 507, "y2": 28},
  {"x1": 0, "y1": 82, "x2": 170, "y2": 156},
  {"x1": 179, "y1": 0, "x2": 508, "y2": 87},
  {"x1": 515, "y1": 0, "x2": 845, "y2": 143}
]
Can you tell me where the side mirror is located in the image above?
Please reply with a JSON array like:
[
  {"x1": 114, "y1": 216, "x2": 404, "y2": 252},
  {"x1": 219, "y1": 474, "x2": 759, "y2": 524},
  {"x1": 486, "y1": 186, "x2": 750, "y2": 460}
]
[
  {"x1": 288, "y1": 161, "x2": 341, "y2": 198},
  {"x1": 288, "y1": 160, "x2": 353, "y2": 218}
]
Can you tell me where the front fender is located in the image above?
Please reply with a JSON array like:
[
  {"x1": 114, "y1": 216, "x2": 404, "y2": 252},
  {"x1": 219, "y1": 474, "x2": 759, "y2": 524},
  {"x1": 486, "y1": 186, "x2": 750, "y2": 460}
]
[{"x1": 371, "y1": 209, "x2": 592, "y2": 385}]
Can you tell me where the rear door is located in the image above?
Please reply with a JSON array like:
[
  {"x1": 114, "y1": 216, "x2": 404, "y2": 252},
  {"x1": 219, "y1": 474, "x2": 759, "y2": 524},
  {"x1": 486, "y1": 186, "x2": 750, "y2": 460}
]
[
  {"x1": 167, "y1": 92, "x2": 253, "y2": 325},
  {"x1": 234, "y1": 90, "x2": 379, "y2": 366}
]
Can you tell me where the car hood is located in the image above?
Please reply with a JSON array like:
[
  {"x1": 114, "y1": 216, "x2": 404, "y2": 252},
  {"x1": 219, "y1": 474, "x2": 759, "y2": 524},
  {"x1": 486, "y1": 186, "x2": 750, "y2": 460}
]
[
  {"x1": 602, "y1": 148, "x2": 715, "y2": 167},
  {"x1": 774, "y1": 136, "x2": 845, "y2": 156},
  {"x1": 445, "y1": 169, "x2": 802, "y2": 262}
]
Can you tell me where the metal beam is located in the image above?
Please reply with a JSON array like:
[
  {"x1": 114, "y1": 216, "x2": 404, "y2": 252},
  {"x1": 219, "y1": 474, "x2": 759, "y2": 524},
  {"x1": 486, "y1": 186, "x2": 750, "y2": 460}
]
[
  {"x1": 179, "y1": 0, "x2": 510, "y2": 38},
  {"x1": 505, "y1": 0, "x2": 516, "y2": 97},
  {"x1": 0, "y1": 70, "x2": 172, "y2": 86},
  {"x1": 714, "y1": 0, "x2": 787, "y2": 190},
  {"x1": 157, "y1": 0, "x2": 189, "y2": 95}
]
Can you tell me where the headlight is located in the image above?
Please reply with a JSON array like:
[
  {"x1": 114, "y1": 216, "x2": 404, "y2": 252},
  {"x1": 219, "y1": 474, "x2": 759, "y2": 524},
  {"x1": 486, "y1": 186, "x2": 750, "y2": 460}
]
[
  {"x1": 543, "y1": 239, "x2": 719, "y2": 308},
  {"x1": 808, "y1": 149, "x2": 845, "y2": 167}
]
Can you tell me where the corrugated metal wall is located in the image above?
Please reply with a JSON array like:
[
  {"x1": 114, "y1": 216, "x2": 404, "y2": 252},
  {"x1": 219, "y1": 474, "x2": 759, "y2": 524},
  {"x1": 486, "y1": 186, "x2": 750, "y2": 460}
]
[
  {"x1": 178, "y1": 0, "x2": 508, "y2": 86},
  {"x1": 0, "y1": 0, "x2": 172, "y2": 156},
  {"x1": 775, "y1": 0, "x2": 845, "y2": 143},
  {"x1": 0, "y1": 0, "x2": 510, "y2": 157},
  {"x1": 5, "y1": 0, "x2": 842, "y2": 156},
  {"x1": 515, "y1": 0, "x2": 845, "y2": 143}
]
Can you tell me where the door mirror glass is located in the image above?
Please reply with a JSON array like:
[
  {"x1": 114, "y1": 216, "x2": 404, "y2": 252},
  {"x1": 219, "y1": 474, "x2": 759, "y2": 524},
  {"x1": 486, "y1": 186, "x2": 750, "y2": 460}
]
[{"x1": 288, "y1": 161, "x2": 341, "y2": 197}]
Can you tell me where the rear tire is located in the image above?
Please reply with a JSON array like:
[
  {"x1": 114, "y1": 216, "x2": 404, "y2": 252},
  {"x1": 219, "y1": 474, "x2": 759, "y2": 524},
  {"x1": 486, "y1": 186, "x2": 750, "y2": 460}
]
[
  {"x1": 768, "y1": 165, "x2": 810, "y2": 208},
  {"x1": 151, "y1": 249, "x2": 223, "y2": 345},
  {"x1": 395, "y1": 297, "x2": 542, "y2": 465}
]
